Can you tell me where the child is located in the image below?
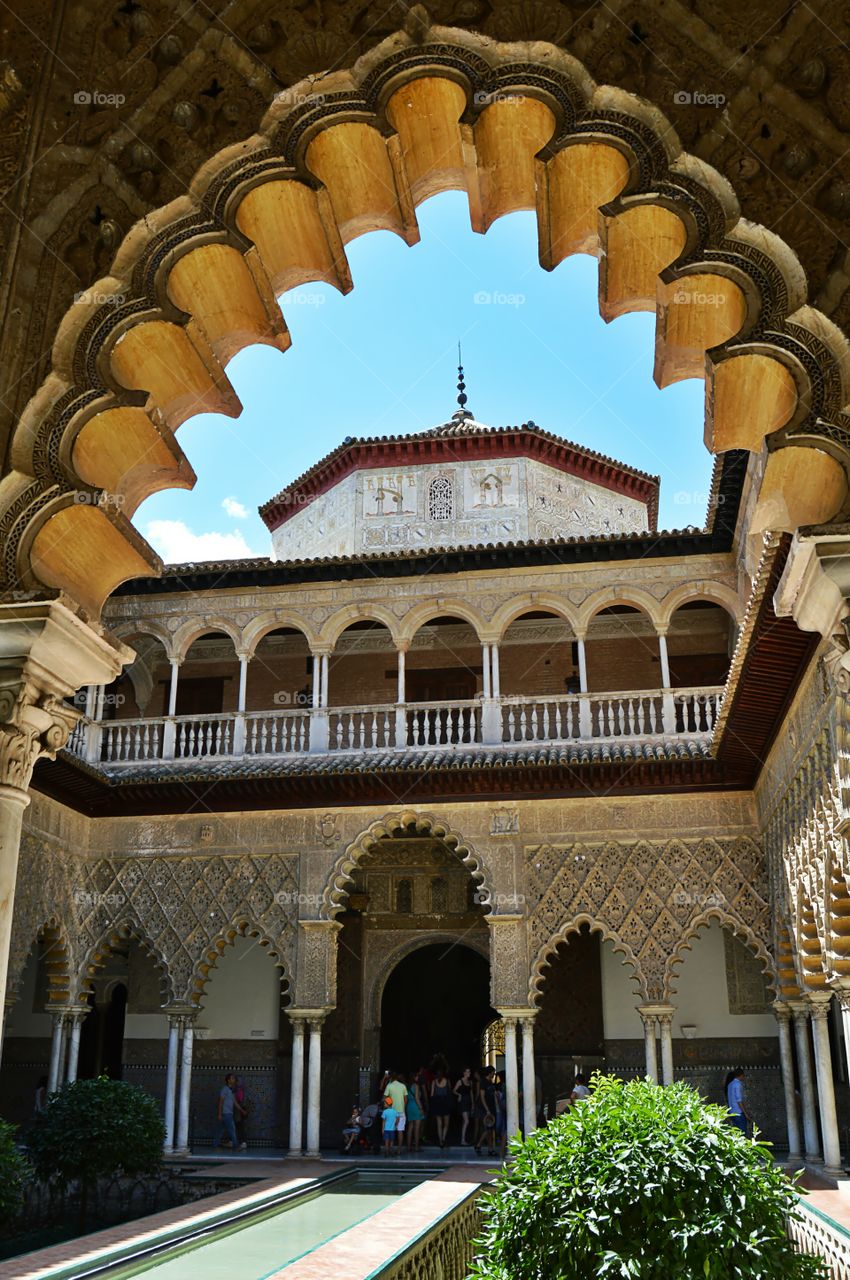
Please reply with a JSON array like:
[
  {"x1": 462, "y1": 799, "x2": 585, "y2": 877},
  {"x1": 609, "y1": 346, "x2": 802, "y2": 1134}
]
[
  {"x1": 382, "y1": 1096, "x2": 398, "y2": 1156},
  {"x1": 342, "y1": 1103, "x2": 362, "y2": 1152}
]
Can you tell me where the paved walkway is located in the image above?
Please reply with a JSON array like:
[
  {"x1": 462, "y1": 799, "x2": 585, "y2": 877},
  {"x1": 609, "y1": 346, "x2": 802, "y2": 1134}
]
[{"x1": 271, "y1": 1165, "x2": 488, "y2": 1279}]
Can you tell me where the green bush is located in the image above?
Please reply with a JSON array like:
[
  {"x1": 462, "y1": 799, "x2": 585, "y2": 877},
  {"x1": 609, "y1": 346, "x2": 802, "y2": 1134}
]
[
  {"x1": 0, "y1": 1119, "x2": 30, "y2": 1229},
  {"x1": 470, "y1": 1075, "x2": 826, "y2": 1279},
  {"x1": 27, "y1": 1077, "x2": 164, "y2": 1228}
]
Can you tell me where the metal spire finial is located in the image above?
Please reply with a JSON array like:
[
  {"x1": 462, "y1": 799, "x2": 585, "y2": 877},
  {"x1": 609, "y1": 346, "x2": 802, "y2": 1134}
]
[{"x1": 453, "y1": 342, "x2": 472, "y2": 421}]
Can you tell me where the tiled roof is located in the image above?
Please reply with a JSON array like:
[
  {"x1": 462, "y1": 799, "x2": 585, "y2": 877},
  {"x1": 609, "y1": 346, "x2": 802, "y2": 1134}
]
[
  {"x1": 258, "y1": 419, "x2": 660, "y2": 524},
  {"x1": 67, "y1": 738, "x2": 713, "y2": 786}
]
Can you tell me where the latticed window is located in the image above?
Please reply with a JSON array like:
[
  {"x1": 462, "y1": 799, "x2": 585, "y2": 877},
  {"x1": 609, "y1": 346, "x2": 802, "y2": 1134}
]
[
  {"x1": 396, "y1": 878, "x2": 413, "y2": 913},
  {"x1": 430, "y1": 876, "x2": 448, "y2": 912},
  {"x1": 428, "y1": 475, "x2": 453, "y2": 521}
]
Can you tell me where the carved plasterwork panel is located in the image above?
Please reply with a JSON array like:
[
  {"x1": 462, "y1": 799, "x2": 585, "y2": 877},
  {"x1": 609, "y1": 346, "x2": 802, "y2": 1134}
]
[
  {"x1": 723, "y1": 929, "x2": 772, "y2": 1014},
  {"x1": 7, "y1": 830, "x2": 300, "y2": 1009},
  {"x1": 526, "y1": 836, "x2": 772, "y2": 1003},
  {"x1": 294, "y1": 921, "x2": 340, "y2": 1009}
]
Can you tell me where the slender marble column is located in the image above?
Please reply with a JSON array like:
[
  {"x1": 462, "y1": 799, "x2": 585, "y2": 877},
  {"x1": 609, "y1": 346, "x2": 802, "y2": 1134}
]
[
  {"x1": 774, "y1": 1003, "x2": 802, "y2": 1158},
  {"x1": 65, "y1": 1010, "x2": 83, "y2": 1083},
  {"x1": 638, "y1": 1008, "x2": 659, "y2": 1083},
  {"x1": 810, "y1": 995, "x2": 843, "y2": 1173},
  {"x1": 162, "y1": 1016, "x2": 181, "y2": 1153},
  {"x1": 311, "y1": 656, "x2": 320, "y2": 708},
  {"x1": 167, "y1": 660, "x2": 180, "y2": 715},
  {"x1": 835, "y1": 986, "x2": 850, "y2": 1084},
  {"x1": 0, "y1": 788, "x2": 30, "y2": 1020},
  {"x1": 576, "y1": 636, "x2": 588, "y2": 693},
  {"x1": 306, "y1": 1016, "x2": 324, "y2": 1157},
  {"x1": 237, "y1": 654, "x2": 249, "y2": 711},
  {"x1": 657, "y1": 1009, "x2": 674, "y2": 1085},
  {"x1": 791, "y1": 1003, "x2": 822, "y2": 1161},
  {"x1": 320, "y1": 654, "x2": 329, "y2": 707},
  {"x1": 288, "y1": 1016, "x2": 306, "y2": 1155},
  {"x1": 657, "y1": 632, "x2": 671, "y2": 687},
  {"x1": 397, "y1": 648, "x2": 406, "y2": 704},
  {"x1": 491, "y1": 645, "x2": 501, "y2": 699},
  {"x1": 503, "y1": 1016, "x2": 520, "y2": 1140},
  {"x1": 174, "y1": 1019, "x2": 195, "y2": 1155},
  {"x1": 482, "y1": 644, "x2": 491, "y2": 698},
  {"x1": 395, "y1": 647, "x2": 408, "y2": 748},
  {"x1": 520, "y1": 1016, "x2": 537, "y2": 1136},
  {"x1": 47, "y1": 1012, "x2": 65, "y2": 1094}
]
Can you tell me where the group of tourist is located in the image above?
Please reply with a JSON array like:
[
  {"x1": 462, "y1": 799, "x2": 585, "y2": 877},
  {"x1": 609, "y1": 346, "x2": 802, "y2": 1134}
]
[
  {"x1": 211, "y1": 1065, "x2": 752, "y2": 1157},
  {"x1": 342, "y1": 1059, "x2": 510, "y2": 1157}
]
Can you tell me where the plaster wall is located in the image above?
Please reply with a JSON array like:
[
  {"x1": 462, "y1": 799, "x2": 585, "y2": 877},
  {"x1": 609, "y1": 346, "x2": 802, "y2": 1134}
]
[
  {"x1": 271, "y1": 456, "x2": 649, "y2": 561},
  {"x1": 196, "y1": 936, "x2": 281, "y2": 1040}
]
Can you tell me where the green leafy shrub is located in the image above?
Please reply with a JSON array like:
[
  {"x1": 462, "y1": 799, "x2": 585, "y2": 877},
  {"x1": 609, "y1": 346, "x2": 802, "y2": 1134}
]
[
  {"x1": 27, "y1": 1077, "x2": 164, "y2": 1228},
  {"x1": 470, "y1": 1075, "x2": 826, "y2": 1279},
  {"x1": 0, "y1": 1119, "x2": 31, "y2": 1229}
]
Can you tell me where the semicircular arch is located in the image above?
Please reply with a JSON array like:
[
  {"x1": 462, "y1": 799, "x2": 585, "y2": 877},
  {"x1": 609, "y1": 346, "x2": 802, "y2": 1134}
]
[
  {"x1": 657, "y1": 581, "x2": 743, "y2": 632},
  {"x1": 576, "y1": 587, "x2": 663, "y2": 635},
  {"x1": 367, "y1": 932, "x2": 490, "y2": 1033},
  {"x1": 397, "y1": 600, "x2": 487, "y2": 647},
  {"x1": 241, "y1": 612, "x2": 319, "y2": 658},
  {"x1": 491, "y1": 595, "x2": 580, "y2": 642},
  {"x1": 318, "y1": 604, "x2": 401, "y2": 651},
  {"x1": 171, "y1": 617, "x2": 244, "y2": 663},
  {"x1": 110, "y1": 622, "x2": 174, "y2": 654}
]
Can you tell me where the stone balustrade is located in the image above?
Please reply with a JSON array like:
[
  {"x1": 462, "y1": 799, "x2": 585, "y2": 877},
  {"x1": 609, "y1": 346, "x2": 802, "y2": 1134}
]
[
  {"x1": 790, "y1": 1198, "x2": 850, "y2": 1277},
  {"x1": 63, "y1": 686, "x2": 723, "y2": 771}
]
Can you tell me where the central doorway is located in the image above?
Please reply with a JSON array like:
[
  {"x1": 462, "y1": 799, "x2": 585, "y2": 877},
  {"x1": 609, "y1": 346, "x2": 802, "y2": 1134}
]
[{"x1": 379, "y1": 942, "x2": 494, "y2": 1075}]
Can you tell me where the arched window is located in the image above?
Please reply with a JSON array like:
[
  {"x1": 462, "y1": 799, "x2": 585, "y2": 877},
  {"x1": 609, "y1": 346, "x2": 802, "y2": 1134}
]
[
  {"x1": 430, "y1": 876, "x2": 448, "y2": 913},
  {"x1": 428, "y1": 475, "x2": 453, "y2": 521},
  {"x1": 396, "y1": 879, "x2": 413, "y2": 913}
]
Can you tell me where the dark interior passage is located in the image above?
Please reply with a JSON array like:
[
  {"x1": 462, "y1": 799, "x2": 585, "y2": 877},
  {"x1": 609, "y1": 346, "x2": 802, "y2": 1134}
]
[{"x1": 379, "y1": 943, "x2": 494, "y2": 1075}]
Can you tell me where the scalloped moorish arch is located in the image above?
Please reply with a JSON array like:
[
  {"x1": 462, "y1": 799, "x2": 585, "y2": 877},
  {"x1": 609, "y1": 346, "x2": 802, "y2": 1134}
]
[
  {"x1": 663, "y1": 910, "x2": 777, "y2": 1003},
  {"x1": 188, "y1": 919, "x2": 290, "y2": 1010},
  {"x1": 529, "y1": 915, "x2": 648, "y2": 1006},
  {"x1": 76, "y1": 917, "x2": 174, "y2": 1007},
  {"x1": 322, "y1": 809, "x2": 493, "y2": 918},
  {"x1": 6, "y1": 917, "x2": 73, "y2": 1010},
  {"x1": 3, "y1": 23, "x2": 850, "y2": 617}
]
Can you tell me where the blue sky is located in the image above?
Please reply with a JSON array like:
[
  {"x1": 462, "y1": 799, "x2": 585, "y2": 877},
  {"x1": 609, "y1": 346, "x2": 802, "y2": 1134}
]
[{"x1": 136, "y1": 191, "x2": 711, "y2": 563}]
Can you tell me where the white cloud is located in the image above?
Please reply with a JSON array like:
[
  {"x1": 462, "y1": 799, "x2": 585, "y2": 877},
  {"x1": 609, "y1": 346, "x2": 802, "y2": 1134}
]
[
  {"x1": 144, "y1": 519, "x2": 262, "y2": 564},
  {"x1": 222, "y1": 496, "x2": 249, "y2": 519}
]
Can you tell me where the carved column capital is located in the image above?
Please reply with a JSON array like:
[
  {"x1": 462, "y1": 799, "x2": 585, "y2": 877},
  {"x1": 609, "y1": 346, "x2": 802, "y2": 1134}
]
[
  {"x1": 0, "y1": 600, "x2": 132, "y2": 793},
  {"x1": 638, "y1": 1003, "x2": 675, "y2": 1027},
  {"x1": 288, "y1": 1006, "x2": 331, "y2": 1030},
  {"x1": 807, "y1": 992, "x2": 834, "y2": 1021},
  {"x1": 0, "y1": 683, "x2": 78, "y2": 792},
  {"x1": 829, "y1": 980, "x2": 850, "y2": 1012},
  {"x1": 787, "y1": 999, "x2": 812, "y2": 1025},
  {"x1": 772, "y1": 1000, "x2": 793, "y2": 1023}
]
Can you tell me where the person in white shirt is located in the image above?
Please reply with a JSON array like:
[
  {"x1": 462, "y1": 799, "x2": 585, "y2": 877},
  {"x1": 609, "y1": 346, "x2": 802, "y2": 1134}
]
[{"x1": 570, "y1": 1074, "x2": 590, "y2": 1106}]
